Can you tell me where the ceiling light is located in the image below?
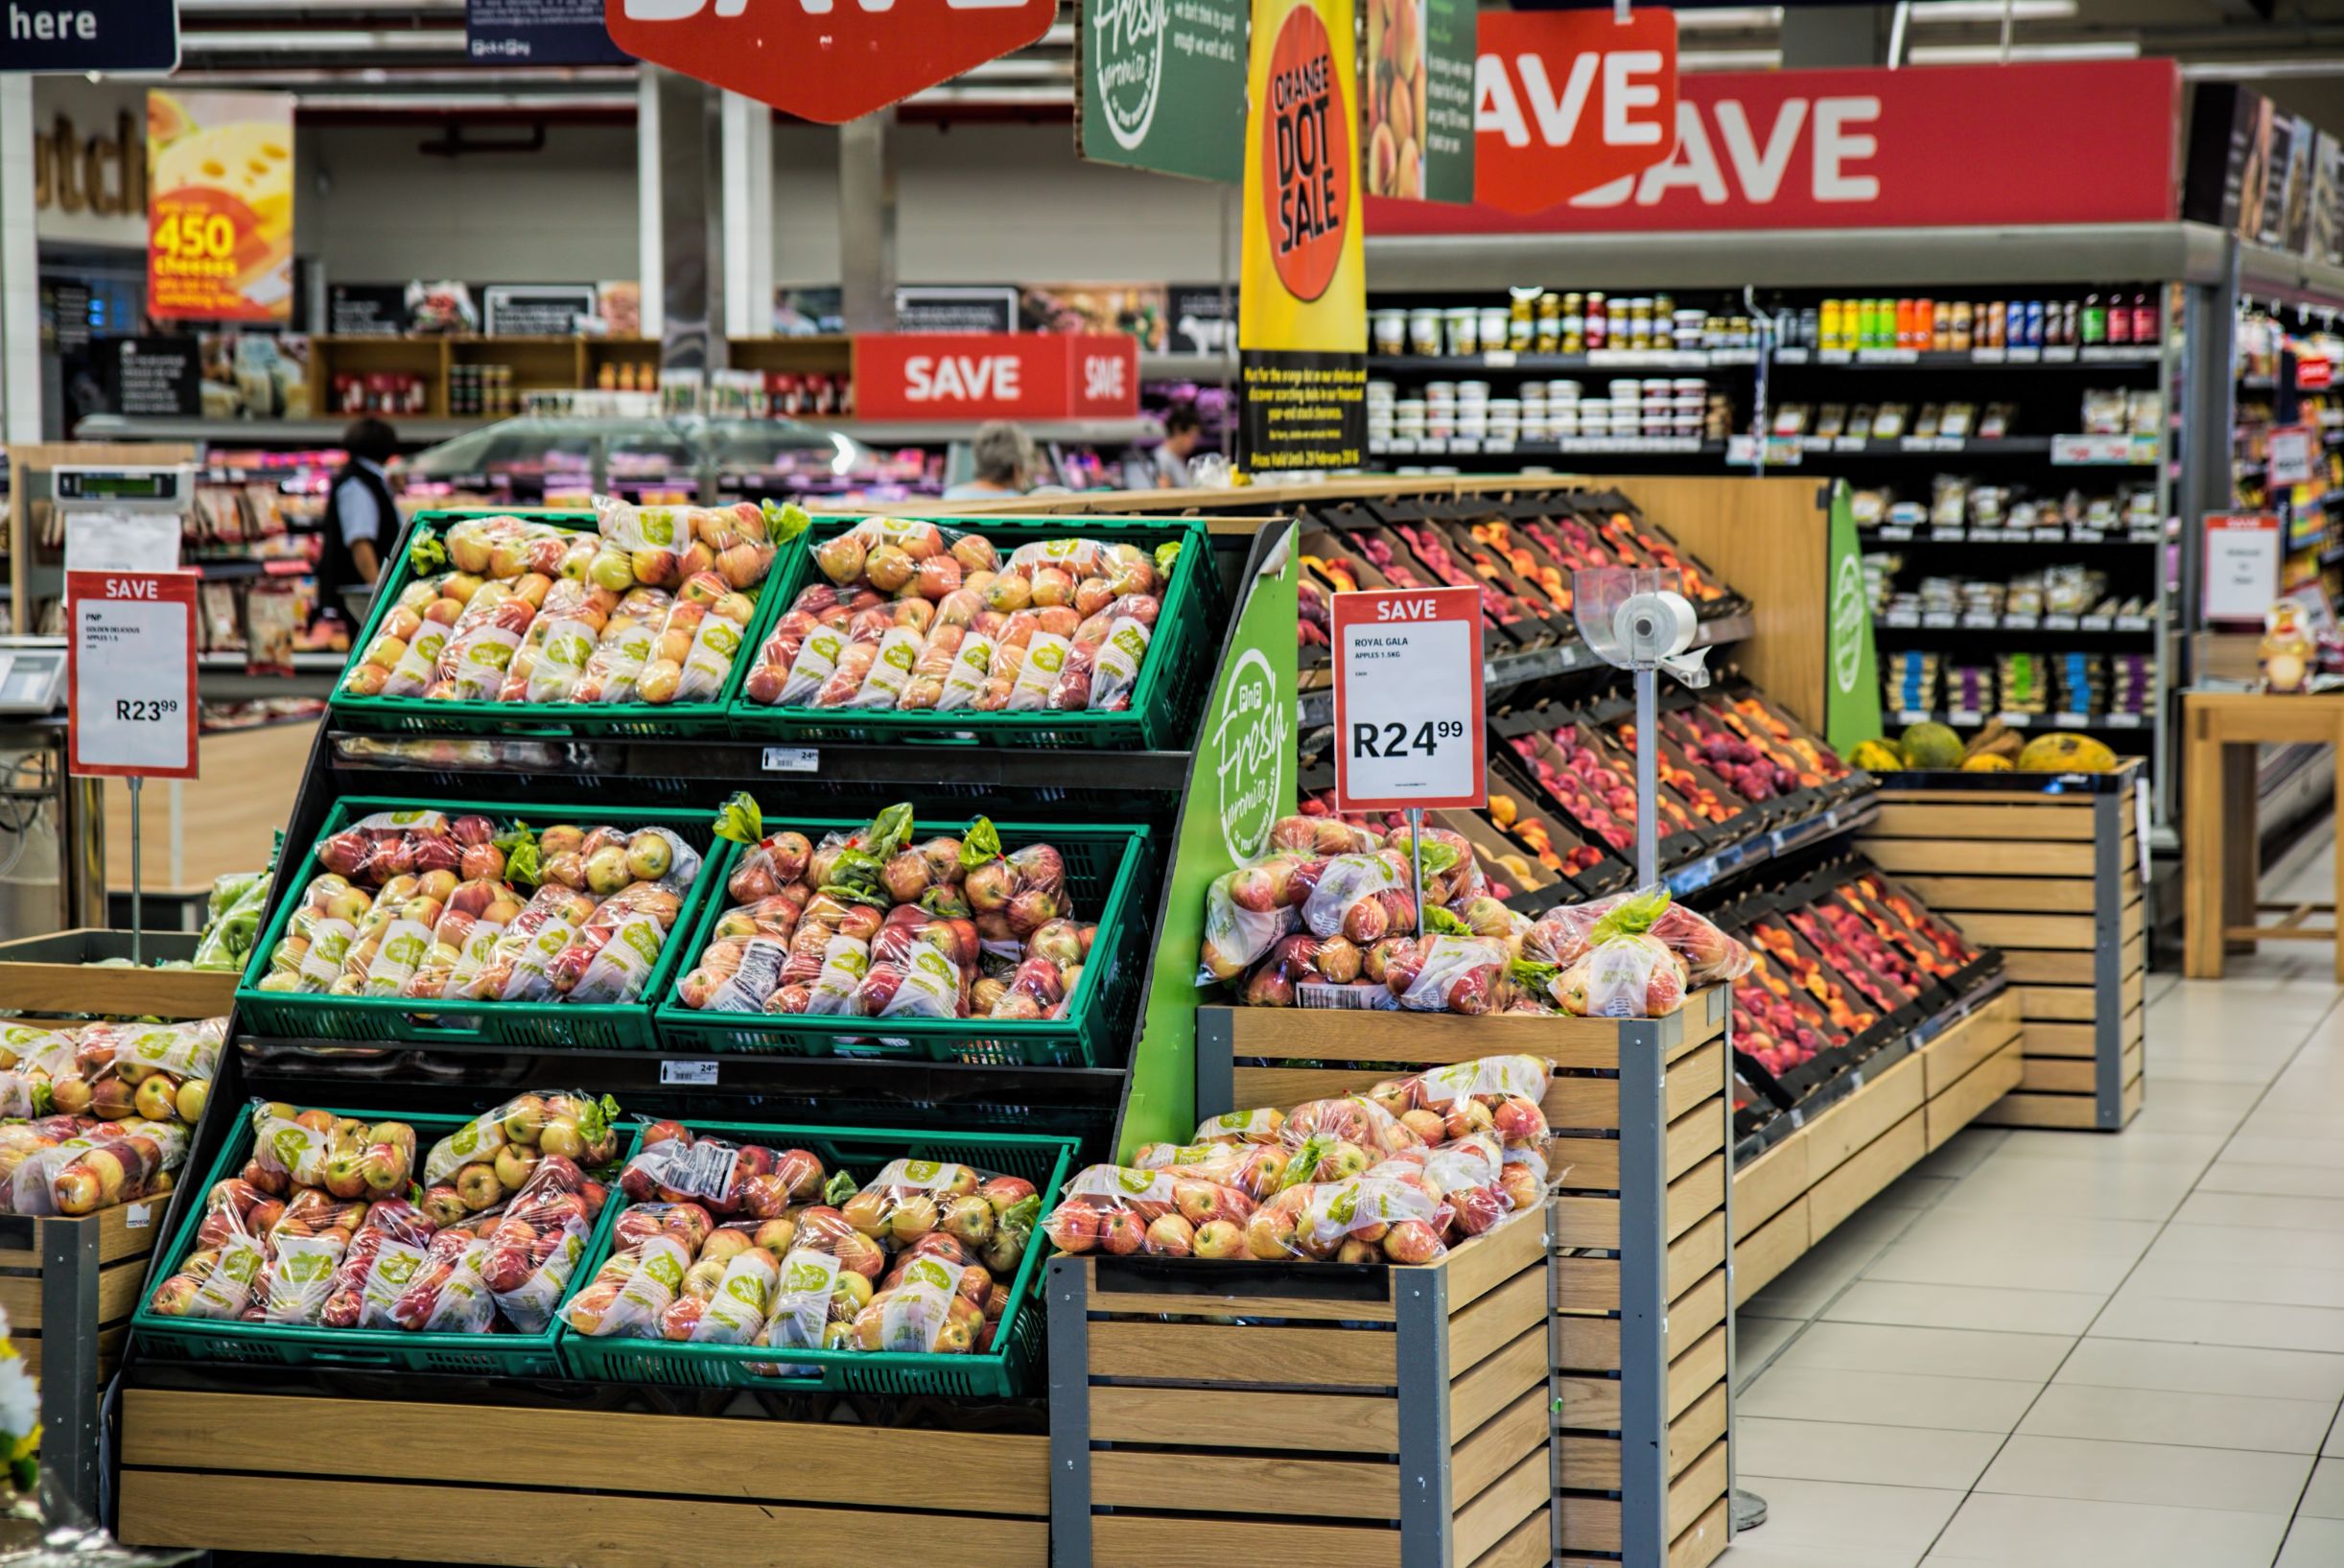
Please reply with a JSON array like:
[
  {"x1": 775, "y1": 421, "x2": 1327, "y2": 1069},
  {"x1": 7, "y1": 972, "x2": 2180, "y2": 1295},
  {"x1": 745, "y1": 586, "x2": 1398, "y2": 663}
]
[
  {"x1": 1908, "y1": 40, "x2": 2140, "y2": 63},
  {"x1": 179, "y1": 29, "x2": 469, "y2": 51},
  {"x1": 1908, "y1": 1, "x2": 2078, "y2": 21},
  {"x1": 1679, "y1": 48, "x2": 1784, "y2": 70},
  {"x1": 1671, "y1": 8, "x2": 1781, "y2": 30}
]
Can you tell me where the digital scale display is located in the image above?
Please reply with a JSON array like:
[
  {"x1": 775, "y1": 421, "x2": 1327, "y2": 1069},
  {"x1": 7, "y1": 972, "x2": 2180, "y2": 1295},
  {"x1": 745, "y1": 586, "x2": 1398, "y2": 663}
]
[
  {"x1": 55, "y1": 471, "x2": 179, "y2": 502},
  {"x1": 0, "y1": 647, "x2": 67, "y2": 715}
]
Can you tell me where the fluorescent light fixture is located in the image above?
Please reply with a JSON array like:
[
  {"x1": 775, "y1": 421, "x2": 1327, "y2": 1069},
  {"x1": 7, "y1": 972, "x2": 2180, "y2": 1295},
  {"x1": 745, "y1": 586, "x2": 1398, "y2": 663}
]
[
  {"x1": 180, "y1": 29, "x2": 469, "y2": 51},
  {"x1": 1908, "y1": 40, "x2": 2140, "y2": 62},
  {"x1": 2183, "y1": 60, "x2": 2344, "y2": 82},
  {"x1": 1678, "y1": 48, "x2": 1784, "y2": 70},
  {"x1": 1672, "y1": 8, "x2": 1780, "y2": 30},
  {"x1": 1908, "y1": 1, "x2": 2077, "y2": 21}
]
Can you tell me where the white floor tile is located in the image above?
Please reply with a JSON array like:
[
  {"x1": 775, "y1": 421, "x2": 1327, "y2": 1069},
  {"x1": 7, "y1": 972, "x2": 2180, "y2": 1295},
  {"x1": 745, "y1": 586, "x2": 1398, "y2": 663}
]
[
  {"x1": 1976, "y1": 1434, "x2": 2313, "y2": 1514},
  {"x1": 1860, "y1": 1236, "x2": 2139, "y2": 1296},
  {"x1": 1886, "y1": 1207, "x2": 2160, "y2": 1260},
  {"x1": 1772, "y1": 1321, "x2": 2074, "y2": 1382},
  {"x1": 2091, "y1": 1286, "x2": 2344, "y2": 1355},
  {"x1": 2124, "y1": 1256, "x2": 2344, "y2": 1311},
  {"x1": 2145, "y1": 1221, "x2": 2344, "y2": 1273},
  {"x1": 1741, "y1": 1365, "x2": 2044, "y2": 1434},
  {"x1": 1707, "y1": 1476, "x2": 1964, "y2": 1557},
  {"x1": 2278, "y1": 1516, "x2": 2344, "y2": 1568},
  {"x1": 2017, "y1": 1382, "x2": 2337, "y2": 1454},
  {"x1": 1737, "y1": 1416, "x2": 2004, "y2": 1490},
  {"x1": 2173, "y1": 1191, "x2": 2344, "y2": 1232},
  {"x1": 1931, "y1": 1492, "x2": 2292, "y2": 1568},
  {"x1": 1823, "y1": 1279, "x2": 2107, "y2": 1336},
  {"x1": 2195, "y1": 1160, "x2": 2344, "y2": 1199},
  {"x1": 2054, "y1": 1337, "x2": 2344, "y2": 1404},
  {"x1": 2300, "y1": 1458, "x2": 2344, "y2": 1519}
]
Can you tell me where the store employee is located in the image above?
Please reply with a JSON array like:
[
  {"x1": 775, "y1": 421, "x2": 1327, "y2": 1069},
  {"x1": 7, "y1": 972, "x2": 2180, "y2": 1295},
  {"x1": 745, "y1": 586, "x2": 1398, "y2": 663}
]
[{"x1": 318, "y1": 417, "x2": 401, "y2": 608}]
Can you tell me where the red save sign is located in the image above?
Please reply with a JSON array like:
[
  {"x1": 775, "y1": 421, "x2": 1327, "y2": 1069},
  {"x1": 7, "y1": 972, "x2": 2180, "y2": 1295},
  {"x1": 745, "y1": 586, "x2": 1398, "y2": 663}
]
[
  {"x1": 606, "y1": 0, "x2": 1055, "y2": 125},
  {"x1": 853, "y1": 334, "x2": 1139, "y2": 423},
  {"x1": 66, "y1": 571, "x2": 199, "y2": 782},
  {"x1": 1474, "y1": 10, "x2": 1678, "y2": 215},
  {"x1": 1331, "y1": 586, "x2": 1487, "y2": 814}
]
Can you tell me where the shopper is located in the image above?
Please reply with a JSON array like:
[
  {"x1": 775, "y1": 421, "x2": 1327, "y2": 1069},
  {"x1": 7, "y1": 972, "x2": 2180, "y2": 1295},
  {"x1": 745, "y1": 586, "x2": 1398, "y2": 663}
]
[
  {"x1": 1152, "y1": 405, "x2": 1203, "y2": 487},
  {"x1": 942, "y1": 421, "x2": 1035, "y2": 500},
  {"x1": 318, "y1": 417, "x2": 401, "y2": 610}
]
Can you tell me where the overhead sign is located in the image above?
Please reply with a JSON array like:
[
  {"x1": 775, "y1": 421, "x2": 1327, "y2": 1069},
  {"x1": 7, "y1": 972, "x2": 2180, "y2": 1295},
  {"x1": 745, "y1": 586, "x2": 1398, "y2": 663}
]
[
  {"x1": 2203, "y1": 513, "x2": 2282, "y2": 626},
  {"x1": 896, "y1": 285, "x2": 1020, "y2": 334},
  {"x1": 851, "y1": 333, "x2": 1139, "y2": 422},
  {"x1": 608, "y1": 0, "x2": 1055, "y2": 125},
  {"x1": 1332, "y1": 586, "x2": 1486, "y2": 813},
  {"x1": 1365, "y1": 0, "x2": 1475, "y2": 203},
  {"x1": 0, "y1": 0, "x2": 177, "y2": 73},
  {"x1": 1079, "y1": 0, "x2": 1247, "y2": 183},
  {"x1": 146, "y1": 90, "x2": 295, "y2": 323},
  {"x1": 467, "y1": 0, "x2": 628, "y2": 64},
  {"x1": 1472, "y1": 9, "x2": 1678, "y2": 214},
  {"x1": 1372, "y1": 59, "x2": 2181, "y2": 235},
  {"x1": 483, "y1": 284, "x2": 598, "y2": 336},
  {"x1": 66, "y1": 571, "x2": 199, "y2": 781},
  {"x1": 1237, "y1": 0, "x2": 1367, "y2": 473}
]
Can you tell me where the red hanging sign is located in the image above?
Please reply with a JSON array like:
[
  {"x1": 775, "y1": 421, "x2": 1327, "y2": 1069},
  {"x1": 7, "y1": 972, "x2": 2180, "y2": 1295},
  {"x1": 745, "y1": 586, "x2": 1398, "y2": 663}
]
[
  {"x1": 605, "y1": 0, "x2": 1055, "y2": 126},
  {"x1": 66, "y1": 571, "x2": 199, "y2": 782},
  {"x1": 1373, "y1": 59, "x2": 2181, "y2": 234},
  {"x1": 1473, "y1": 10, "x2": 1678, "y2": 215},
  {"x1": 852, "y1": 334, "x2": 1139, "y2": 423}
]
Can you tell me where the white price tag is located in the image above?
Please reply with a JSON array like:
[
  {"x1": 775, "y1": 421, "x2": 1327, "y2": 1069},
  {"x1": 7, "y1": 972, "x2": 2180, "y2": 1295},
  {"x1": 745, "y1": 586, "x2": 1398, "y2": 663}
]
[
  {"x1": 660, "y1": 1059, "x2": 719, "y2": 1086},
  {"x1": 125, "y1": 1203, "x2": 153, "y2": 1229},
  {"x1": 1330, "y1": 588, "x2": 1486, "y2": 813},
  {"x1": 2203, "y1": 513, "x2": 2282, "y2": 623},
  {"x1": 761, "y1": 746, "x2": 819, "y2": 773},
  {"x1": 2268, "y1": 425, "x2": 2316, "y2": 487},
  {"x1": 67, "y1": 572, "x2": 198, "y2": 781}
]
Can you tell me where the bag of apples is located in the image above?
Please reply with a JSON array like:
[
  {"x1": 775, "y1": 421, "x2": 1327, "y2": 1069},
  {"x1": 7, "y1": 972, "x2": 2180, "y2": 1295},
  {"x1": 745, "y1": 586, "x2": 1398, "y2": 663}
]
[
  {"x1": 1245, "y1": 1169, "x2": 1452, "y2": 1263},
  {"x1": 615, "y1": 1122, "x2": 827, "y2": 1220},
  {"x1": 1367, "y1": 1054, "x2": 1555, "y2": 1154},
  {"x1": 421, "y1": 1089, "x2": 621, "y2": 1220},
  {"x1": 1524, "y1": 886, "x2": 1751, "y2": 986},
  {"x1": 1039, "y1": 1164, "x2": 1256, "y2": 1260}
]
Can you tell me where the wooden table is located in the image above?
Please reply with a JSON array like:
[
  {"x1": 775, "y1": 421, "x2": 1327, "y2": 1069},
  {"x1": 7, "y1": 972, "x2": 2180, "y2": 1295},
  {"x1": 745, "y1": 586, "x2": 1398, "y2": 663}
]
[{"x1": 2183, "y1": 690, "x2": 2344, "y2": 979}]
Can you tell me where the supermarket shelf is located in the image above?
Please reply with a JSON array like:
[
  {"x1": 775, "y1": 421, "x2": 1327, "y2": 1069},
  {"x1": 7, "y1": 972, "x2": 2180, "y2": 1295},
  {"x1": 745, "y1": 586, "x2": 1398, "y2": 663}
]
[
  {"x1": 1887, "y1": 708, "x2": 2150, "y2": 732},
  {"x1": 1371, "y1": 435, "x2": 1720, "y2": 458},
  {"x1": 1662, "y1": 795, "x2": 1879, "y2": 898},
  {"x1": 1734, "y1": 433, "x2": 2156, "y2": 466},
  {"x1": 187, "y1": 558, "x2": 316, "y2": 581},
  {"x1": 1369, "y1": 344, "x2": 2160, "y2": 375},
  {"x1": 198, "y1": 652, "x2": 345, "y2": 672},
  {"x1": 1140, "y1": 351, "x2": 1235, "y2": 381},
  {"x1": 1863, "y1": 525, "x2": 2165, "y2": 546},
  {"x1": 76, "y1": 415, "x2": 490, "y2": 443},
  {"x1": 1876, "y1": 610, "x2": 2157, "y2": 634},
  {"x1": 1774, "y1": 344, "x2": 2161, "y2": 369},
  {"x1": 1295, "y1": 610, "x2": 1756, "y2": 729},
  {"x1": 832, "y1": 417, "x2": 1161, "y2": 445},
  {"x1": 1368, "y1": 350, "x2": 1753, "y2": 374}
]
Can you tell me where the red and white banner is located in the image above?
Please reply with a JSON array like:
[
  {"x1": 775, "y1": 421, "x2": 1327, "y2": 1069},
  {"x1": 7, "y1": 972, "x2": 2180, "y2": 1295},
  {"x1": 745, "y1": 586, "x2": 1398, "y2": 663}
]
[
  {"x1": 852, "y1": 334, "x2": 1139, "y2": 423},
  {"x1": 1373, "y1": 59, "x2": 2180, "y2": 234},
  {"x1": 1473, "y1": 9, "x2": 1678, "y2": 215},
  {"x1": 607, "y1": 0, "x2": 1055, "y2": 125}
]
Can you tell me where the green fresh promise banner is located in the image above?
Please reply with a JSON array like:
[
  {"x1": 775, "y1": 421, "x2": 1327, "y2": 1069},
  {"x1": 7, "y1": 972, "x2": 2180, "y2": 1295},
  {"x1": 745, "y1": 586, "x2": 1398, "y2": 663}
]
[{"x1": 1079, "y1": 0, "x2": 1249, "y2": 183}]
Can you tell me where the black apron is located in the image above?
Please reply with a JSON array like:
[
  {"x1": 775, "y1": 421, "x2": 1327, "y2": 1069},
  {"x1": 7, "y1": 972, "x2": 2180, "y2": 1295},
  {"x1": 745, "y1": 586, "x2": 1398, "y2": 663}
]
[{"x1": 316, "y1": 459, "x2": 398, "y2": 609}]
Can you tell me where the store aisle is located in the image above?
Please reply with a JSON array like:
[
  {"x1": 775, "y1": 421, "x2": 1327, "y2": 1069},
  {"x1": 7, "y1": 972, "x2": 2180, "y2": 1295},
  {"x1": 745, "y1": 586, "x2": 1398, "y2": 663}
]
[{"x1": 1727, "y1": 844, "x2": 2344, "y2": 1567}]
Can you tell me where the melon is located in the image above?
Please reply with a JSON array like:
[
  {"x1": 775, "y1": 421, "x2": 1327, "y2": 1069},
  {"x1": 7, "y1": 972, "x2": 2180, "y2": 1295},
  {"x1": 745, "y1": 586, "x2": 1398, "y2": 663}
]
[
  {"x1": 2017, "y1": 733, "x2": 2118, "y2": 773},
  {"x1": 1848, "y1": 739, "x2": 1904, "y2": 773},
  {"x1": 1897, "y1": 721, "x2": 1964, "y2": 770},
  {"x1": 1961, "y1": 754, "x2": 2014, "y2": 772}
]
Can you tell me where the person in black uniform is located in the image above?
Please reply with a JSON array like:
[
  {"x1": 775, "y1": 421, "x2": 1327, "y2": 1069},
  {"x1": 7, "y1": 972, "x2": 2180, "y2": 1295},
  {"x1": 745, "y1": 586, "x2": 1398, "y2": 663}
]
[{"x1": 316, "y1": 417, "x2": 401, "y2": 613}]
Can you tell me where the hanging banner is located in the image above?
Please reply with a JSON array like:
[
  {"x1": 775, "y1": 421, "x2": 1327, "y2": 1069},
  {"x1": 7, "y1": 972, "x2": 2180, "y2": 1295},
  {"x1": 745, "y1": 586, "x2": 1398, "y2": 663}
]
[
  {"x1": 145, "y1": 90, "x2": 295, "y2": 323},
  {"x1": 852, "y1": 334, "x2": 1139, "y2": 422},
  {"x1": 1237, "y1": 0, "x2": 1367, "y2": 473},
  {"x1": 1079, "y1": 0, "x2": 1247, "y2": 183},
  {"x1": 1372, "y1": 59, "x2": 2181, "y2": 235},
  {"x1": 1364, "y1": 0, "x2": 1475, "y2": 203},
  {"x1": 0, "y1": 0, "x2": 177, "y2": 74},
  {"x1": 1822, "y1": 481, "x2": 1883, "y2": 753},
  {"x1": 467, "y1": 0, "x2": 628, "y2": 64},
  {"x1": 608, "y1": 0, "x2": 1054, "y2": 125},
  {"x1": 1472, "y1": 9, "x2": 1677, "y2": 214}
]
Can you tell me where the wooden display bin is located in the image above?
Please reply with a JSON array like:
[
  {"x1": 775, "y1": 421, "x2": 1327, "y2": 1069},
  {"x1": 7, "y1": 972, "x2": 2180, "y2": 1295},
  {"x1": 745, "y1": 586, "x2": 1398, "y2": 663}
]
[
  {"x1": 0, "y1": 930, "x2": 233, "y2": 1019},
  {"x1": 1733, "y1": 991, "x2": 2024, "y2": 1302},
  {"x1": 116, "y1": 1391, "x2": 1050, "y2": 1565},
  {"x1": 5, "y1": 1206, "x2": 160, "y2": 1517},
  {"x1": 1859, "y1": 763, "x2": 2145, "y2": 1130},
  {"x1": 1167, "y1": 988, "x2": 1734, "y2": 1568}
]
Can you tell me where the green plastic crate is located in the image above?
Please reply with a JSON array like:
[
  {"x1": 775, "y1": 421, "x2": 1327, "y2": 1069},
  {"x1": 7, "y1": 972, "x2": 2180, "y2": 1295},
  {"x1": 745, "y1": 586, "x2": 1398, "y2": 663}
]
[
  {"x1": 131, "y1": 1108, "x2": 637, "y2": 1376},
  {"x1": 726, "y1": 513, "x2": 1217, "y2": 750},
  {"x1": 330, "y1": 507, "x2": 753, "y2": 738},
  {"x1": 233, "y1": 795, "x2": 722, "y2": 1050},
  {"x1": 556, "y1": 1120, "x2": 1075, "y2": 1397},
  {"x1": 651, "y1": 816, "x2": 1152, "y2": 1066}
]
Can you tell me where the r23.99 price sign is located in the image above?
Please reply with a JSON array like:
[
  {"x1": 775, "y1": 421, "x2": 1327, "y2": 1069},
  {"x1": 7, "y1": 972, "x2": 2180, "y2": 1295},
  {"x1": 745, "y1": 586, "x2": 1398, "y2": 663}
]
[
  {"x1": 67, "y1": 572, "x2": 199, "y2": 781},
  {"x1": 1330, "y1": 586, "x2": 1486, "y2": 813}
]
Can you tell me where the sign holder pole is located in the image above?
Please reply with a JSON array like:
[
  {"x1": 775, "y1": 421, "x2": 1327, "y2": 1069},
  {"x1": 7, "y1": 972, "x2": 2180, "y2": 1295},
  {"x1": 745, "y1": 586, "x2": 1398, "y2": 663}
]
[
  {"x1": 128, "y1": 777, "x2": 143, "y2": 965},
  {"x1": 1634, "y1": 667, "x2": 1659, "y2": 887},
  {"x1": 1407, "y1": 807, "x2": 1426, "y2": 934}
]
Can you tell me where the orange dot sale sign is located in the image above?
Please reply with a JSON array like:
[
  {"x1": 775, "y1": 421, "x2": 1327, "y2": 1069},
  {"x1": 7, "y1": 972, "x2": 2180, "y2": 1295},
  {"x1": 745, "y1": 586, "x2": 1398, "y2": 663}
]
[{"x1": 145, "y1": 89, "x2": 295, "y2": 323}]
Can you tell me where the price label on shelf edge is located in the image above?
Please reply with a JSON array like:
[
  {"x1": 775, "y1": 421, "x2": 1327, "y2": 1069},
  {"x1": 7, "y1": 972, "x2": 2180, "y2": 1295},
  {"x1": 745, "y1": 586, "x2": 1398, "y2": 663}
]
[
  {"x1": 67, "y1": 571, "x2": 199, "y2": 781},
  {"x1": 1330, "y1": 586, "x2": 1486, "y2": 814}
]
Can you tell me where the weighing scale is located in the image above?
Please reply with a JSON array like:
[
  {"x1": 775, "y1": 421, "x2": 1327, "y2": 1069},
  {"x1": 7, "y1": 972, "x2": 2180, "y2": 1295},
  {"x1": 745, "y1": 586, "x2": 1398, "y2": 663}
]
[
  {"x1": 0, "y1": 638, "x2": 68, "y2": 717},
  {"x1": 50, "y1": 462, "x2": 196, "y2": 573}
]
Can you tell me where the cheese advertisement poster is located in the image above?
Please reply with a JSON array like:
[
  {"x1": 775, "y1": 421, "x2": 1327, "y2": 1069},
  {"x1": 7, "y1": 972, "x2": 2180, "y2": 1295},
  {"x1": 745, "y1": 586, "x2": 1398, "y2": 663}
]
[{"x1": 146, "y1": 90, "x2": 295, "y2": 323}]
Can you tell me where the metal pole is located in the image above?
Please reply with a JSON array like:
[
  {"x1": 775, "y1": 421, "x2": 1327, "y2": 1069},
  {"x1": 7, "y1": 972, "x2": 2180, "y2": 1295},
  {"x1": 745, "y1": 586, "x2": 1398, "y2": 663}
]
[
  {"x1": 1635, "y1": 667, "x2": 1659, "y2": 886},
  {"x1": 1407, "y1": 805, "x2": 1426, "y2": 935},
  {"x1": 129, "y1": 775, "x2": 142, "y2": 963}
]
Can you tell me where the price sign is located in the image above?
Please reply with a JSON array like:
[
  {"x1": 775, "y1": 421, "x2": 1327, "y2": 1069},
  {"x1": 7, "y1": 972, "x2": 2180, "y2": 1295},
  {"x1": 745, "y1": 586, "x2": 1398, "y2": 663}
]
[
  {"x1": 1330, "y1": 587, "x2": 1485, "y2": 812},
  {"x1": 2268, "y1": 424, "x2": 2317, "y2": 488},
  {"x1": 2202, "y1": 513, "x2": 2282, "y2": 626},
  {"x1": 67, "y1": 572, "x2": 199, "y2": 780}
]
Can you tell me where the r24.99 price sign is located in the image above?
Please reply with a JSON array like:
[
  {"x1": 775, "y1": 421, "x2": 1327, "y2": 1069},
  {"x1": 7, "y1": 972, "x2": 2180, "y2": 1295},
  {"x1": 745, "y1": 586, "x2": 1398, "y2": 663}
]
[
  {"x1": 1331, "y1": 587, "x2": 1486, "y2": 813},
  {"x1": 67, "y1": 572, "x2": 199, "y2": 781}
]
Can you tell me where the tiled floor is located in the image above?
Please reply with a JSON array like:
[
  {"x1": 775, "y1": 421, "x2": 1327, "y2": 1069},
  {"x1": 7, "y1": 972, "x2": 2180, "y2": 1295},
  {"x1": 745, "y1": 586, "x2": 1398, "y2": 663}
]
[{"x1": 1726, "y1": 841, "x2": 2344, "y2": 1566}]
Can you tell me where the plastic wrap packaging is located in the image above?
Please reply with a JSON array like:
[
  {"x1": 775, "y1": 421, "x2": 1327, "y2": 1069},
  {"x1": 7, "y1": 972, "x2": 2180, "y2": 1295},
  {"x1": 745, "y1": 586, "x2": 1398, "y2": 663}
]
[
  {"x1": 1192, "y1": 1106, "x2": 1288, "y2": 1145},
  {"x1": 838, "y1": 1159, "x2": 1040, "y2": 1277},
  {"x1": 1266, "y1": 814, "x2": 1383, "y2": 856},
  {"x1": 1367, "y1": 1054, "x2": 1554, "y2": 1152},
  {"x1": 1087, "y1": 617, "x2": 1152, "y2": 711},
  {"x1": 752, "y1": 1246, "x2": 868, "y2": 1367},
  {"x1": 1197, "y1": 856, "x2": 1303, "y2": 982},
  {"x1": 1524, "y1": 886, "x2": 1750, "y2": 984},
  {"x1": 390, "y1": 1237, "x2": 499, "y2": 1333},
  {"x1": 480, "y1": 1155, "x2": 599, "y2": 1331},
  {"x1": 318, "y1": 1199, "x2": 438, "y2": 1328},
  {"x1": 1127, "y1": 1139, "x2": 1292, "y2": 1200},
  {"x1": 443, "y1": 514, "x2": 570, "y2": 580},
  {"x1": 1246, "y1": 1172, "x2": 1451, "y2": 1263},
  {"x1": 617, "y1": 1125, "x2": 823, "y2": 1219},
  {"x1": 1276, "y1": 1094, "x2": 1426, "y2": 1187},
  {"x1": 1541, "y1": 933, "x2": 1690, "y2": 1018},
  {"x1": 814, "y1": 516, "x2": 1001, "y2": 590},
  {"x1": 1300, "y1": 853, "x2": 1418, "y2": 944},
  {"x1": 1038, "y1": 1164, "x2": 1255, "y2": 1259},
  {"x1": 572, "y1": 587, "x2": 674, "y2": 704},
  {"x1": 465, "y1": 882, "x2": 599, "y2": 1002},
  {"x1": 422, "y1": 1089, "x2": 620, "y2": 1199},
  {"x1": 1381, "y1": 935, "x2": 1513, "y2": 1015},
  {"x1": 312, "y1": 809, "x2": 467, "y2": 882}
]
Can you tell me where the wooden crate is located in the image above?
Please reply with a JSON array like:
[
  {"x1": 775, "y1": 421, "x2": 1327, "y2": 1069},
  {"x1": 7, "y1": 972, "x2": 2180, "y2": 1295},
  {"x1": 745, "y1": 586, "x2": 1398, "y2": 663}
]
[
  {"x1": 1047, "y1": 1209, "x2": 1554, "y2": 1568},
  {"x1": 1859, "y1": 764, "x2": 2145, "y2": 1132},
  {"x1": 3, "y1": 1205, "x2": 161, "y2": 1516},
  {"x1": 0, "y1": 929, "x2": 234, "y2": 1019},
  {"x1": 1732, "y1": 992, "x2": 2023, "y2": 1303},
  {"x1": 1193, "y1": 985, "x2": 1735, "y2": 1568},
  {"x1": 116, "y1": 1389, "x2": 1049, "y2": 1567}
]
